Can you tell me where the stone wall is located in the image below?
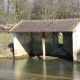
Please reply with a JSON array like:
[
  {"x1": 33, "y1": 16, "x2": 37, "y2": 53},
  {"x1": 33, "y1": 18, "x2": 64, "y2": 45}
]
[
  {"x1": 45, "y1": 32, "x2": 58, "y2": 54},
  {"x1": 14, "y1": 32, "x2": 42, "y2": 57},
  {"x1": 13, "y1": 33, "x2": 31, "y2": 57},
  {"x1": 73, "y1": 22, "x2": 80, "y2": 61},
  {"x1": 14, "y1": 32, "x2": 73, "y2": 58},
  {"x1": 32, "y1": 33, "x2": 42, "y2": 54},
  {"x1": 63, "y1": 32, "x2": 73, "y2": 56}
]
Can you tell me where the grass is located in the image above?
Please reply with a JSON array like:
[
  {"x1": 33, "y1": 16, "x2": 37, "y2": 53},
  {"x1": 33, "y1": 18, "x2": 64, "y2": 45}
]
[
  {"x1": 58, "y1": 34, "x2": 63, "y2": 44},
  {"x1": 0, "y1": 33, "x2": 13, "y2": 52}
]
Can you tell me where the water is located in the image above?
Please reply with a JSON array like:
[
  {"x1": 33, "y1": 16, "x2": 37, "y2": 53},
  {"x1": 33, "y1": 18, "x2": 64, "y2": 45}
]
[{"x1": 0, "y1": 58, "x2": 80, "y2": 80}]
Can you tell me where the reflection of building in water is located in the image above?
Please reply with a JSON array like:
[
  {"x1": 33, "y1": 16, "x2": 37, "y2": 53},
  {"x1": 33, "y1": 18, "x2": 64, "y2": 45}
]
[
  {"x1": 0, "y1": 59, "x2": 15, "y2": 80},
  {"x1": 14, "y1": 59, "x2": 46, "y2": 80},
  {"x1": 73, "y1": 63, "x2": 80, "y2": 80},
  {"x1": 14, "y1": 59, "x2": 80, "y2": 80},
  {"x1": 43, "y1": 61, "x2": 47, "y2": 80},
  {"x1": 59, "y1": 63, "x2": 64, "y2": 76},
  {"x1": 14, "y1": 59, "x2": 28, "y2": 80}
]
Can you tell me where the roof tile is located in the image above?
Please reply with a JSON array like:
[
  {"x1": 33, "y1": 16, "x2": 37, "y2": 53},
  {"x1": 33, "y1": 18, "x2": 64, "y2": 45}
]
[{"x1": 10, "y1": 18, "x2": 80, "y2": 32}]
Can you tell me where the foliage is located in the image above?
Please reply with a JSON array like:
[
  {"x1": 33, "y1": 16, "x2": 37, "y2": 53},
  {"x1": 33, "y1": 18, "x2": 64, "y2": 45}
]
[
  {"x1": 0, "y1": 34, "x2": 13, "y2": 52},
  {"x1": 0, "y1": 0, "x2": 32, "y2": 24},
  {"x1": 11, "y1": 0, "x2": 32, "y2": 23},
  {"x1": 0, "y1": 0, "x2": 80, "y2": 25},
  {"x1": 31, "y1": 0, "x2": 80, "y2": 19}
]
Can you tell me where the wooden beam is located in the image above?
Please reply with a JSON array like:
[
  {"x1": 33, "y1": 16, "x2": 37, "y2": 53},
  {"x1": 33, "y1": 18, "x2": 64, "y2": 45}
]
[{"x1": 42, "y1": 32, "x2": 46, "y2": 60}]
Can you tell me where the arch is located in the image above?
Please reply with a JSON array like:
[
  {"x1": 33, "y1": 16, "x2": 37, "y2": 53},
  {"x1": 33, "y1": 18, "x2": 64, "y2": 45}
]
[{"x1": 58, "y1": 32, "x2": 63, "y2": 44}]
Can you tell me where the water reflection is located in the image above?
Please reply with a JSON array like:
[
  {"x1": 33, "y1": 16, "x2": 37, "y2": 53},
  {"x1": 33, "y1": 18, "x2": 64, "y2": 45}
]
[
  {"x1": 14, "y1": 59, "x2": 28, "y2": 80},
  {"x1": 0, "y1": 59, "x2": 15, "y2": 80},
  {"x1": 0, "y1": 59, "x2": 80, "y2": 80},
  {"x1": 43, "y1": 61, "x2": 47, "y2": 80},
  {"x1": 73, "y1": 63, "x2": 80, "y2": 80},
  {"x1": 59, "y1": 63, "x2": 64, "y2": 76}
]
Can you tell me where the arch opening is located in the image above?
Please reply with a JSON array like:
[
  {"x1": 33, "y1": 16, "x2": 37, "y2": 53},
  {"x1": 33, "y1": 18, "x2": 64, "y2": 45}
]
[{"x1": 58, "y1": 32, "x2": 63, "y2": 48}]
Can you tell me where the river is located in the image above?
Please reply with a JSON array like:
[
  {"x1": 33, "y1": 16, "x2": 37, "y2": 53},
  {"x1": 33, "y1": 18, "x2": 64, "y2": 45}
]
[{"x1": 0, "y1": 58, "x2": 80, "y2": 80}]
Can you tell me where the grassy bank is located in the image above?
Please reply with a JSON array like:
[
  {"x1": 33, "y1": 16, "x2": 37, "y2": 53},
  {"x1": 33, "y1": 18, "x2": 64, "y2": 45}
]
[{"x1": 0, "y1": 33, "x2": 13, "y2": 57}]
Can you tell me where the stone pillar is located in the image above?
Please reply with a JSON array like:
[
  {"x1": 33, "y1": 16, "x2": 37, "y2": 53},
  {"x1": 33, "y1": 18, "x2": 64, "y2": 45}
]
[
  {"x1": 73, "y1": 31, "x2": 77, "y2": 61},
  {"x1": 42, "y1": 33, "x2": 46, "y2": 60},
  {"x1": 43, "y1": 61, "x2": 47, "y2": 80},
  {"x1": 73, "y1": 23, "x2": 80, "y2": 62}
]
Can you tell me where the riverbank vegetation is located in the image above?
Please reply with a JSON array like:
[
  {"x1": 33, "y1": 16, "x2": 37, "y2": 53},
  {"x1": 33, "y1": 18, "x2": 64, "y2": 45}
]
[
  {"x1": 0, "y1": 33, "x2": 13, "y2": 57},
  {"x1": 0, "y1": 0, "x2": 80, "y2": 58},
  {"x1": 0, "y1": 0, "x2": 80, "y2": 25}
]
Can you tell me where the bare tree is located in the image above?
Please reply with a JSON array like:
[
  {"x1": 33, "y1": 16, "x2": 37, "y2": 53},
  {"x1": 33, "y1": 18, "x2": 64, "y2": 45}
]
[
  {"x1": 11, "y1": 0, "x2": 32, "y2": 23},
  {"x1": 31, "y1": 0, "x2": 80, "y2": 19},
  {"x1": 0, "y1": 0, "x2": 32, "y2": 24}
]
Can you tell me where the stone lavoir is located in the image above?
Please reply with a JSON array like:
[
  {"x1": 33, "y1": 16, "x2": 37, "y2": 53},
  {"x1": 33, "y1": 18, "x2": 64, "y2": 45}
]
[{"x1": 9, "y1": 18, "x2": 80, "y2": 62}]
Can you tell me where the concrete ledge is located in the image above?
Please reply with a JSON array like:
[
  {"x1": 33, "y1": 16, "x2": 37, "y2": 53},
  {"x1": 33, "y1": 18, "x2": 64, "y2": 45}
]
[
  {"x1": 30, "y1": 56, "x2": 58, "y2": 60},
  {"x1": 14, "y1": 55, "x2": 29, "y2": 59}
]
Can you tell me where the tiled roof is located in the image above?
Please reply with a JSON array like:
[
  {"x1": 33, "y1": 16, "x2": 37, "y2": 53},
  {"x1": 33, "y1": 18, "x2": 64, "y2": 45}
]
[{"x1": 10, "y1": 18, "x2": 80, "y2": 32}]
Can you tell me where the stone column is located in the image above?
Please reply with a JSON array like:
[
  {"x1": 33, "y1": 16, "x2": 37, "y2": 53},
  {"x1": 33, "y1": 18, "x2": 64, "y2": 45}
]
[{"x1": 42, "y1": 32, "x2": 46, "y2": 60}]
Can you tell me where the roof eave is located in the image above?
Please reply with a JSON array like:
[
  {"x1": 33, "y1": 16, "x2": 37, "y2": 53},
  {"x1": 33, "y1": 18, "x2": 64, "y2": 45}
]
[{"x1": 9, "y1": 20, "x2": 24, "y2": 33}]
